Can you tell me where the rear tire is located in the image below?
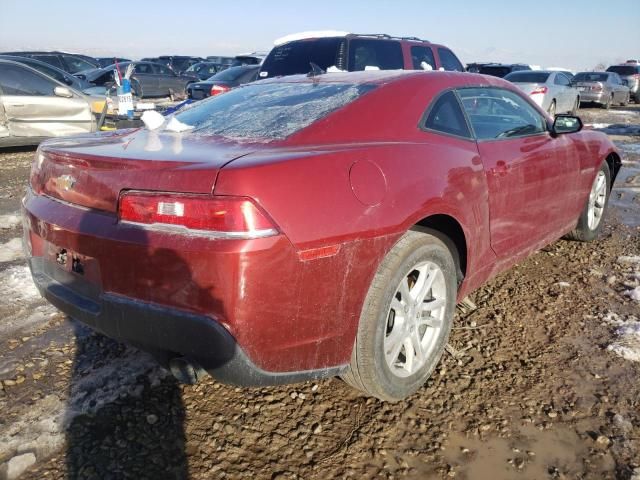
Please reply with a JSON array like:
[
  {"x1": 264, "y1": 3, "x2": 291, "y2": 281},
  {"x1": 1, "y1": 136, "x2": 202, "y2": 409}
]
[
  {"x1": 342, "y1": 230, "x2": 457, "y2": 402},
  {"x1": 566, "y1": 161, "x2": 611, "y2": 242}
]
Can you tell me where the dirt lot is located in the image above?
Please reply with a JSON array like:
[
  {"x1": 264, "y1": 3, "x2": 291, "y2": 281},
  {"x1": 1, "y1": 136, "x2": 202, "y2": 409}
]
[{"x1": 0, "y1": 105, "x2": 639, "y2": 480}]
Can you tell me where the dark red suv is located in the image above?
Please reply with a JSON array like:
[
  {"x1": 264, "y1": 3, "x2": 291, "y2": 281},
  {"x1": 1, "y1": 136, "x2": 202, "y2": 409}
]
[{"x1": 259, "y1": 32, "x2": 464, "y2": 79}]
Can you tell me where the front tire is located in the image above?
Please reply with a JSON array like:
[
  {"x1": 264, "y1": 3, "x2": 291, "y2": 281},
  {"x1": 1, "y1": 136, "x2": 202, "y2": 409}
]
[
  {"x1": 548, "y1": 100, "x2": 556, "y2": 117},
  {"x1": 342, "y1": 230, "x2": 457, "y2": 401},
  {"x1": 571, "y1": 96, "x2": 579, "y2": 115},
  {"x1": 566, "y1": 161, "x2": 611, "y2": 242}
]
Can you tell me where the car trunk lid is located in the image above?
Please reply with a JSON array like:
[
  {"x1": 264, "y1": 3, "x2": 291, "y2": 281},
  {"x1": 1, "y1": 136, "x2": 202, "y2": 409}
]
[
  {"x1": 31, "y1": 129, "x2": 255, "y2": 213},
  {"x1": 513, "y1": 82, "x2": 546, "y2": 95}
]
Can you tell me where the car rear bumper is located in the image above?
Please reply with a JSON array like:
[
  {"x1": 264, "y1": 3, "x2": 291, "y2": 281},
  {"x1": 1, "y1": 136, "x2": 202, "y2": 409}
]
[
  {"x1": 22, "y1": 188, "x2": 365, "y2": 381},
  {"x1": 578, "y1": 91, "x2": 606, "y2": 103},
  {"x1": 28, "y1": 255, "x2": 344, "y2": 385}
]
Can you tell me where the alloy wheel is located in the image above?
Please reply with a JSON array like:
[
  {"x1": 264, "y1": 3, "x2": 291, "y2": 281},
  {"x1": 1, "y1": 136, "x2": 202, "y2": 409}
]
[
  {"x1": 587, "y1": 170, "x2": 607, "y2": 230},
  {"x1": 384, "y1": 261, "x2": 446, "y2": 378}
]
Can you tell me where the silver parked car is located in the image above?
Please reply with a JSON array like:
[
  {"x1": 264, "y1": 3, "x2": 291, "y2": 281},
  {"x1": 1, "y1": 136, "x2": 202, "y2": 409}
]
[
  {"x1": 606, "y1": 62, "x2": 640, "y2": 102},
  {"x1": 573, "y1": 71, "x2": 630, "y2": 109},
  {"x1": 0, "y1": 59, "x2": 96, "y2": 147},
  {"x1": 504, "y1": 70, "x2": 579, "y2": 116}
]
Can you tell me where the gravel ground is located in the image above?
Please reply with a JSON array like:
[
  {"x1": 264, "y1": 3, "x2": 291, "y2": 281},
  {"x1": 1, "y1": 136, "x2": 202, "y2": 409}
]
[{"x1": 0, "y1": 105, "x2": 639, "y2": 480}]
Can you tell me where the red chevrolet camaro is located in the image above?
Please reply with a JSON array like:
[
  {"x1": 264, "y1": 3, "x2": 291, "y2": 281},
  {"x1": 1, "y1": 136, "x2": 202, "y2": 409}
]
[{"x1": 23, "y1": 71, "x2": 621, "y2": 401}]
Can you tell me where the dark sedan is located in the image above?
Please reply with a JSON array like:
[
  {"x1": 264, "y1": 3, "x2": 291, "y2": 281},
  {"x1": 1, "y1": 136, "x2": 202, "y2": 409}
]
[
  {"x1": 80, "y1": 61, "x2": 197, "y2": 98},
  {"x1": 187, "y1": 65, "x2": 259, "y2": 100}
]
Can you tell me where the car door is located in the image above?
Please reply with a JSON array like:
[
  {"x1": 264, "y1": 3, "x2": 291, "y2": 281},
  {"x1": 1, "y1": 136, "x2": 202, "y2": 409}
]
[
  {"x1": 458, "y1": 87, "x2": 581, "y2": 261},
  {"x1": 131, "y1": 62, "x2": 158, "y2": 97},
  {"x1": 0, "y1": 63, "x2": 93, "y2": 139},
  {"x1": 436, "y1": 47, "x2": 465, "y2": 72},
  {"x1": 152, "y1": 63, "x2": 182, "y2": 96}
]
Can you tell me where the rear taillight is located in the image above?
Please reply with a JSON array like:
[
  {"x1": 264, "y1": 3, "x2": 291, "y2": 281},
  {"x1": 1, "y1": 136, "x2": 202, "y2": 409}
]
[
  {"x1": 530, "y1": 86, "x2": 548, "y2": 95},
  {"x1": 210, "y1": 85, "x2": 230, "y2": 96},
  {"x1": 118, "y1": 192, "x2": 277, "y2": 239}
]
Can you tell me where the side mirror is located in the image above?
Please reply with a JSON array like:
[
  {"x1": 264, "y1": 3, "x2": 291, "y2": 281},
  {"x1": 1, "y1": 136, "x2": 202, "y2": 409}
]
[
  {"x1": 54, "y1": 86, "x2": 73, "y2": 98},
  {"x1": 552, "y1": 114, "x2": 582, "y2": 135}
]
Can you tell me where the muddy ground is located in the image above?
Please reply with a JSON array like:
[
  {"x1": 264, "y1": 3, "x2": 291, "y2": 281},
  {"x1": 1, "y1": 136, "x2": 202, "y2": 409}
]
[{"x1": 0, "y1": 105, "x2": 639, "y2": 480}]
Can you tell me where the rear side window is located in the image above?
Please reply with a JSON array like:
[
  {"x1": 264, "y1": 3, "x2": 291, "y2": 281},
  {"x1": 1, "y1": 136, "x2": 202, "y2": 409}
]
[
  {"x1": 458, "y1": 87, "x2": 546, "y2": 140},
  {"x1": 437, "y1": 48, "x2": 464, "y2": 72},
  {"x1": 32, "y1": 54, "x2": 64, "y2": 70},
  {"x1": 0, "y1": 64, "x2": 55, "y2": 96},
  {"x1": 554, "y1": 74, "x2": 570, "y2": 86},
  {"x1": 260, "y1": 38, "x2": 345, "y2": 78},
  {"x1": 411, "y1": 46, "x2": 435, "y2": 70},
  {"x1": 154, "y1": 64, "x2": 173, "y2": 75},
  {"x1": 174, "y1": 82, "x2": 376, "y2": 141},
  {"x1": 134, "y1": 63, "x2": 153, "y2": 74},
  {"x1": 423, "y1": 91, "x2": 471, "y2": 138},
  {"x1": 348, "y1": 39, "x2": 403, "y2": 71}
]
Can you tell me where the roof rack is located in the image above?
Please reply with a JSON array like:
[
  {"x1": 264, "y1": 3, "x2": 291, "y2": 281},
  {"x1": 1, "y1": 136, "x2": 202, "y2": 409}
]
[{"x1": 354, "y1": 33, "x2": 430, "y2": 44}]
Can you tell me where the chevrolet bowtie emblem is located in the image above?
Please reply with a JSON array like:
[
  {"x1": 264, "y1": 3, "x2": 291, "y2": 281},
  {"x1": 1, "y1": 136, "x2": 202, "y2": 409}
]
[{"x1": 58, "y1": 174, "x2": 76, "y2": 191}]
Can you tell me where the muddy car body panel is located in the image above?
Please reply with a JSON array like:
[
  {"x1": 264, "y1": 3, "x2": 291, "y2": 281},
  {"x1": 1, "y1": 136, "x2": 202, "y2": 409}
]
[{"x1": 22, "y1": 71, "x2": 621, "y2": 384}]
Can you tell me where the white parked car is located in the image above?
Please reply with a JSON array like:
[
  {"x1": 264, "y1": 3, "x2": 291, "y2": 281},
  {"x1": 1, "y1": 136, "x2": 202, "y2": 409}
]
[{"x1": 504, "y1": 70, "x2": 579, "y2": 116}]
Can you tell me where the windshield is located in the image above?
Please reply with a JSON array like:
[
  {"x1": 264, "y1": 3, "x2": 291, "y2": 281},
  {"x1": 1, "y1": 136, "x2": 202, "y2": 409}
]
[
  {"x1": 260, "y1": 38, "x2": 345, "y2": 78},
  {"x1": 174, "y1": 82, "x2": 375, "y2": 141},
  {"x1": 574, "y1": 72, "x2": 609, "y2": 82},
  {"x1": 504, "y1": 72, "x2": 550, "y2": 83},
  {"x1": 606, "y1": 65, "x2": 638, "y2": 76}
]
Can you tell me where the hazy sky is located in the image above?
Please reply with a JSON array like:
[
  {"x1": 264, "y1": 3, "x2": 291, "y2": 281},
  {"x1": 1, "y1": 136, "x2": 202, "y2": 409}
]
[{"x1": 1, "y1": 0, "x2": 638, "y2": 71}]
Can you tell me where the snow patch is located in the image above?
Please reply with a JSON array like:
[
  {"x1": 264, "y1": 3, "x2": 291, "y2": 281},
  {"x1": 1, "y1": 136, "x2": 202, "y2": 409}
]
[
  {"x1": 625, "y1": 286, "x2": 640, "y2": 302},
  {"x1": 620, "y1": 143, "x2": 640, "y2": 154},
  {"x1": 0, "y1": 265, "x2": 39, "y2": 302},
  {"x1": 0, "y1": 238, "x2": 24, "y2": 263},
  {"x1": 603, "y1": 313, "x2": 640, "y2": 363},
  {"x1": 0, "y1": 213, "x2": 21, "y2": 230},
  {"x1": 585, "y1": 123, "x2": 611, "y2": 129},
  {"x1": 0, "y1": 345, "x2": 168, "y2": 468},
  {"x1": 274, "y1": 30, "x2": 349, "y2": 46}
]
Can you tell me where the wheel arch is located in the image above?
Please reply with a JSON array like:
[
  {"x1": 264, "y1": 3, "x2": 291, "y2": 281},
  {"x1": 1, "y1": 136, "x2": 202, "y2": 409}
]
[
  {"x1": 605, "y1": 151, "x2": 622, "y2": 185},
  {"x1": 411, "y1": 214, "x2": 467, "y2": 286}
]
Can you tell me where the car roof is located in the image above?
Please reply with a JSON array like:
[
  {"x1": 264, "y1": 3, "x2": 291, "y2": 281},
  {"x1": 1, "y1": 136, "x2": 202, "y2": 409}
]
[{"x1": 272, "y1": 31, "x2": 431, "y2": 47}]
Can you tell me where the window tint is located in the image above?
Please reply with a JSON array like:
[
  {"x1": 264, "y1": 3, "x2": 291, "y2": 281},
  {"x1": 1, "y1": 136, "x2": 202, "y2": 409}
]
[
  {"x1": 134, "y1": 63, "x2": 153, "y2": 74},
  {"x1": 154, "y1": 64, "x2": 173, "y2": 75},
  {"x1": 61, "y1": 55, "x2": 95, "y2": 73},
  {"x1": 174, "y1": 82, "x2": 376, "y2": 141},
  {"x1": 260, "y1": 38, "x2": 345, "y2": 78},
  {"x1": 573, "y1": 72, "x2": 609, "y2": 82},
  {"x1": 20, "y1": 59, "x2": 67, "y2": 84},
  {"x1": 208, "y1": 66, "x2": 256, "y2": 82},
  {"x1": 239, "y1": 68, "x2": 259, "y2": 83},
  {"x1": 423, "y1": 91, "x2": 471, "y2": 138},
  {"x1": 504, "y1": 71, "x2": 550, "y2": 83},
  {"x1": 32, "y1": 54, "x2": 64, "y2": 70},
  {"x1": 437, "y1": 48, "x2": 464, "y2": 72},
  {"x1": 458, "y1": 88, "x2": 547, "y2": 140},
  {"x1": 606, "y1": 65, "x2": 639, "y2": 75},
  {"x1": 0, "y1": 64, "x2": 55, "y2": 96},
  {"x1": 478, "y1": 66, "x2": 513, "y2": 78},
  {"x1": 411, "y1": 46, "x2": 435, "y2": 70},
  {"x1": 348, "y1": 39, "x2": 403, "y2": 71},
  {"x1": 554, "y1": 73, "x2": 570, "y2": 86}
]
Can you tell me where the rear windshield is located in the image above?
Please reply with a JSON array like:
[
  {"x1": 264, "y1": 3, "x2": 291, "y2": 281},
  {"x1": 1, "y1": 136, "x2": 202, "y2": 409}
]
[
  {"x1": 260, "y1": 38, "x2": 345, "y2": 78},
  {"x1": 574, "y1": 72, "x2": 609, "y2": 82},
  {"x1": 478, "y1": 66, "x2": 512, "y2": 78},
  {"x1": 504, "y1": 72, "x2": 550, "y2": 83},
  {"x1": 606, "y1": 65, "x2": 639, "y2": 75},
  {"x1": 174, "y1": 82, "x2": 375, "y2": 141},
  {"x1": 206, "y1": 66, "x2": 256, "y2": 82}
]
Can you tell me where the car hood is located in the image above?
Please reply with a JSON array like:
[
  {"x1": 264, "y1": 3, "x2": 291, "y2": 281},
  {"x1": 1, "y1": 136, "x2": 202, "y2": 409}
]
[{"x1": 32, "y1": 129, "x2": 256, "y2": 212}]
